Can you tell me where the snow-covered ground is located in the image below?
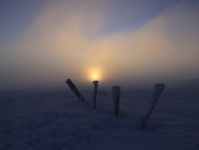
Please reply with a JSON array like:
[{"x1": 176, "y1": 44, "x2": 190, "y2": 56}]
[{"x1": 1, "y1": 86, "x2": 199, "y2": 150}]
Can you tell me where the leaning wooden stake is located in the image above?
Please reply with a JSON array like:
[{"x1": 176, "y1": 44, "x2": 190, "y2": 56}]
[
  {"x1": 142, "y1": 84, "x2": 165, "y2": 128},
  {"x1": 112, "y1": 86, "x2": 121, "y2": 117},
  {"x1": 65, "y1": 79, "x2": 85, "y2": 101},
  {"x1": 93, "y1": 80, "x2": 99, "y2": 109}
]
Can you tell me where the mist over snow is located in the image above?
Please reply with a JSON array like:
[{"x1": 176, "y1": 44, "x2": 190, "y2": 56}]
[
  {"x1": 1, "y1": 1, "x2": 199, "y2": 149},
  {"x1": 0, "y1": 0, "x2": 199, "y2": 90},
  {"x1": 1, "y1": 83, "x2": 199, "y2": 149}
]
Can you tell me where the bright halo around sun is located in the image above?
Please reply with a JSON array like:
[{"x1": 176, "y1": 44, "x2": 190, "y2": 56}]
[{"x1": 86, "y1": 67, "x2": 102, "y2": 81}]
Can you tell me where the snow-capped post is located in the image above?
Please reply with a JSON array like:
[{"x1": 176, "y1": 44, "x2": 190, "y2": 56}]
[
  {"x1": 142, "y1": 83, "x2": 165, "y2": 128},
  {"x1": 65, "y1": 79, "x2": 85, "y2": 101},
  {"x1": 112, "y1": 86, "x2": 121, "y2": 117},
  {"x1": 93, "y1": 80, "x2": 99, "y2": 109}
]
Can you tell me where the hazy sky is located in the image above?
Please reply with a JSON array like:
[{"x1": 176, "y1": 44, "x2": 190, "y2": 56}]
[{"x1": 1, "y1": 0, "x2": 199, "y2": 90}]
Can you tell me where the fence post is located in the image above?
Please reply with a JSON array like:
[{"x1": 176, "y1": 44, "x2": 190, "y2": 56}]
[
  {"x1": 142, "y1": 83, "x2": 165, "y2": 128},
  {"x1": 93, "y1": 80, "x2": 99, "y2": 109},
  {"x1": 65, "y1": 79, "x2": 85, "y2": 101},
  {"x1": 112, "y1": 86, "x2": 121, "y2": 117}
]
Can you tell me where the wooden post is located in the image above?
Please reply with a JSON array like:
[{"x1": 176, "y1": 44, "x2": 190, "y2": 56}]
[
  {"x1": 142, "y1": 83, "x2": 165, "y2": 128},
  {"x1": 65, "y1": 79, "x2": 85, "y2": 101},
  {"x1": 93, "y1": 80, "x2": 98, "y2": 109},
  {"x1": 112, "y1": 86, "x2": 121, "y2": 117}
]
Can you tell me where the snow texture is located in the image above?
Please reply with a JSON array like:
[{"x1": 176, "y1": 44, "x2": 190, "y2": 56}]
[{"x1": 0, "y1": 87, "x2": 199, "y2": 150}]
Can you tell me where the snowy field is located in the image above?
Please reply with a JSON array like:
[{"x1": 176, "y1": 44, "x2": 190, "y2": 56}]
[{"x1": 0, "y1": 86, "x2": 199, "y2": 150}]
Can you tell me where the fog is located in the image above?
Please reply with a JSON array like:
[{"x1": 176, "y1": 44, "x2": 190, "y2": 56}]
[{"x1": 1, "y1": 0, "x2": 199, "y2": 90}]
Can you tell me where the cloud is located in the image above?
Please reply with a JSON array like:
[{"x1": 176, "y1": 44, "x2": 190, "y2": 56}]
[{"x1": 1, "y1": 0, "x2": 199, "y2": 89}]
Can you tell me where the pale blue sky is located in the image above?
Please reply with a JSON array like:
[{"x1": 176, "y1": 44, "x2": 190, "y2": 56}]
[
  {"x1": 1, "y1": 0, "x2": 199, "y2": 90},
  {"x1": 0, "y1": 0, "x2": 182, "y2": 36}
]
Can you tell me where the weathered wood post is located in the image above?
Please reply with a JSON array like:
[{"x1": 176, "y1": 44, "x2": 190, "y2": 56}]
[
  {"x1": 112, "y1": 86, "x2": 121, "y2": 117},
  {"x1": 93, "y1": 80, "x2": 99, "y2": 109},
  {"x1": 65, "y1": 79, "x2": 85, "y2": 101},
  {"x1": 142, "y1": 83, "x2": 165, "y2": 128}
]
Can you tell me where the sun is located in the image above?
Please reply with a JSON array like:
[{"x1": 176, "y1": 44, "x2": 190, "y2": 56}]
[{"x1": 86, "y1": 67, "x2": 102, "y2": 81}]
